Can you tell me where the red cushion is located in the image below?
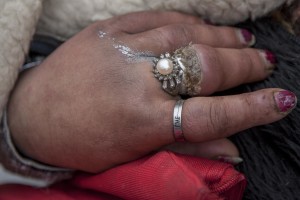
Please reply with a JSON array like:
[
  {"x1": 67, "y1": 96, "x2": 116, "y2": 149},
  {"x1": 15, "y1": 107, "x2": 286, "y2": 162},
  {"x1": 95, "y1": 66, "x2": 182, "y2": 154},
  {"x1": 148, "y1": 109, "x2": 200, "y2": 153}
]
[{"x1": 0, "y1": 151, "x2": 246, "y2": 200}]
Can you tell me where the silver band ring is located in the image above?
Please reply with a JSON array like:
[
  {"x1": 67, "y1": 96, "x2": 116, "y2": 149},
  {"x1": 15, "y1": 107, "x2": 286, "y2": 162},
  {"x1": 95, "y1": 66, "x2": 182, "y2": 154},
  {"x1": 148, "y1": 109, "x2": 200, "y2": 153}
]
[{"x1": 173, "y1": 100, "x2": 185, "y2": 142}]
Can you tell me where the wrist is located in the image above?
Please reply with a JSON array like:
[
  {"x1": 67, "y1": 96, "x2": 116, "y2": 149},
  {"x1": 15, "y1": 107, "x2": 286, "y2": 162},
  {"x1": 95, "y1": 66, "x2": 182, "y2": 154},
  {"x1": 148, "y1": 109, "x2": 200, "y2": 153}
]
[{"x1": 1, "y1": 108, "x2": 73, "y2": 183}]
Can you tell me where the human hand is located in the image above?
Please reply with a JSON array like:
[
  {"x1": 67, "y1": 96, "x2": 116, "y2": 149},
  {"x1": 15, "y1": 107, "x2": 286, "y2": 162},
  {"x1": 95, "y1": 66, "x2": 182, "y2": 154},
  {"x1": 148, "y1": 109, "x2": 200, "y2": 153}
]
[{"x1": 8, "y1": 11, "x2": 297, "y2": 172}]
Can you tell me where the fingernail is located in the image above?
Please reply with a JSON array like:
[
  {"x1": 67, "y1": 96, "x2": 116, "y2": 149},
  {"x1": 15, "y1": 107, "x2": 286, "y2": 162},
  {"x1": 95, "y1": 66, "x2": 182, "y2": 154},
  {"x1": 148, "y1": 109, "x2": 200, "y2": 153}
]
[
  {"x1": 239, "y1": 29, "x2": 256, "y2": 46},
  {"x1": 259, "y1": 50, "x2": 277, "y2": 71},
  {"x1": 274, "y1": 90, "x2": 297, "y2": 113},
  {"x1": 264, "y1": 50, "x2": 277, "y2": 65},
  {"x1": 216, "y1": 156, "x2": 244, "y2": 165}
]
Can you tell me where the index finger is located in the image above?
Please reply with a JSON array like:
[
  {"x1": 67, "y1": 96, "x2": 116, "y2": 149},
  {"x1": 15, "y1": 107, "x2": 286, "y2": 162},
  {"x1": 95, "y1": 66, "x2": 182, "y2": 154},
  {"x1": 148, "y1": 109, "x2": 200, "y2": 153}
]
[
  {"x1": 100, "y1": 11, "x2": 204, "y2": 34},
  {"x1": 129, "y1": 24, "x2": 255, "y2": 54}
]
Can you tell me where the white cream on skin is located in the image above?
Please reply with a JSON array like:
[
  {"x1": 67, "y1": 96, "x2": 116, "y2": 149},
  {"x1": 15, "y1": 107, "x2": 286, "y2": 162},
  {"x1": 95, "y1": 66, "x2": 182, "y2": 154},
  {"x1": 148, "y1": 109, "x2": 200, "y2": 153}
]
[{"x1": 98, "y1": 30, "x2": 154, "y2": 63}]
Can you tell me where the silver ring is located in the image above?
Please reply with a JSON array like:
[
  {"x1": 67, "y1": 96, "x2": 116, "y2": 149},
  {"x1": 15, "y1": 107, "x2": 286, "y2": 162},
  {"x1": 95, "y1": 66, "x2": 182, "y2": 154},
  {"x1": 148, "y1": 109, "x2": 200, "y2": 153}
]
[
  {"x1": 152, "y1": 53, "x2": 184, "y2": 96},
  {"x1": 173, "y1": 100, "x2": 185, "y2": 142}
]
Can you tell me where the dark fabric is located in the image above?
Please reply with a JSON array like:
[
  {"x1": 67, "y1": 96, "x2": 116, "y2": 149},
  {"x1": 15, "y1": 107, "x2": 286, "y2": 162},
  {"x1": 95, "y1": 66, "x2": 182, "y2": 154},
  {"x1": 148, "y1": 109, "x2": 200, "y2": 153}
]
[
  {"x1": 231, "y1": 18, "x2": 300, "y2": 200},
  {"x1": 28, "y1": 35, "x2": 62, "y2": 58},
  {"x1": 0, "y1": 151, "x2": 246, "y2": 200},
  {"x1": 24, "y1": 35, "x2": 62, "y2": 66}
]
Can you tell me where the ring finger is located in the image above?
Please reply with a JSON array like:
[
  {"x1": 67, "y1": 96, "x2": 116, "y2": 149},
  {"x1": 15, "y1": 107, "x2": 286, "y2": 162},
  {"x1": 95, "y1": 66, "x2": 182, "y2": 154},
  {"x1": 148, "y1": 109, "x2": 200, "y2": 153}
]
[
  {"x1": 190, "y1": 44, "x2": 276, "y2": 95},
  {"x1": 127, "y1": 24, "x2": 274, "y2": 96},
  {"x1": 147, "y1": 43, "x2": 276, "y2": 96}
]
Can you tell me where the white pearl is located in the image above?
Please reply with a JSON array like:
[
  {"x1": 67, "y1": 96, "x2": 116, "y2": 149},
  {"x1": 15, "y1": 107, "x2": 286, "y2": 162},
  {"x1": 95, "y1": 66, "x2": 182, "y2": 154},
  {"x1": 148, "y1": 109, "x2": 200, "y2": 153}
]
[{"x1": 156, "y1": 58, "x2": 173, "y2": 75}]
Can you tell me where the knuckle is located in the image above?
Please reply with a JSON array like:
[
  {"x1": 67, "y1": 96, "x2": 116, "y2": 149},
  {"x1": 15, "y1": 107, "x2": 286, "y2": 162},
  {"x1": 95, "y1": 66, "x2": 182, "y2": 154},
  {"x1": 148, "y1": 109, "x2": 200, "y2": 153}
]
[
  {"x1": 215, "y1": 27, "x2": 239, "y2": 47},
  {"x1": 182, "y1": 102, "x2": 198, "y2": 135},
  {"x1": 175, "y1": 24, "x2": 193, "y2": 44},
  {"x1": 240, "y1": 93, "x2": 263, "y2": 123},
  {"x1": 241, "y1": 49, "x2": 268, "y2": 81},
  {"x1": 206, "y1": 99, "x2": 231, "y2": 137},
  {"x1": 242, "y1": 93, "x2": 253, "y2": 107},
  {"x1": 97, "y1": 15, "x2": 135, "y2": 36},
  {"x1": 154, "y1": 28, "x2": 175, "y2": 51},
  {"x1": 183, "y1": 98, "x2": 232, "y2": 141},
  {"x1": 111, "y1": 15, "x2": 131, "y2": 28},
  {"x1": 195, "y1": 45, "x2": 224, "y2": 89},
  {"x1": 240, "y1": 50, "x2": 255, "y2": 79},
  {"x1": 199, "y1": 45, "x2": 222, "y2": 73},
  {"x1": 186, "y1": 16, "x2": 202, "y2": 24},
  {"x1": 161, "y1": 24, "x2": 192, "y2": 47},
  {"x1": 89, "y1": 19, "x2": 121, "y2": 38},
  {"x1": 204, "y1": 46, "x2": 220, "y2": 64}
]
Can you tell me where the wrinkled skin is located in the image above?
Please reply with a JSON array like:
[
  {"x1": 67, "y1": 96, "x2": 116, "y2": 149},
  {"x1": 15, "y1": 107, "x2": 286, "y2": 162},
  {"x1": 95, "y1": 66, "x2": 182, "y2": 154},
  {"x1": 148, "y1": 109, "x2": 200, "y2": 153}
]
[{"x1": 8, "y1": 11, "x2": 294, "y2": 172}]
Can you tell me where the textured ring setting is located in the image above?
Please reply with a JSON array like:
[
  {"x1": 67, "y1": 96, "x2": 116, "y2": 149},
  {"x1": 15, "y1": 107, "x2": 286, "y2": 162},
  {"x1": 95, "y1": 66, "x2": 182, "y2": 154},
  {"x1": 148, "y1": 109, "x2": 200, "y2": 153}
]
[{"x1": 153, "y1": 53, "x2": 184, "y2": 95}]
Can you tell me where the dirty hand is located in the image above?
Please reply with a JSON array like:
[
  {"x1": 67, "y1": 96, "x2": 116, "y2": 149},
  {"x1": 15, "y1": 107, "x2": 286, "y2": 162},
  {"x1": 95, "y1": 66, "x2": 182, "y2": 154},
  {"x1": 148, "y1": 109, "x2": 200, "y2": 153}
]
[{"x1": 8, "y1": 11, "x2": 296, "y2": 172}]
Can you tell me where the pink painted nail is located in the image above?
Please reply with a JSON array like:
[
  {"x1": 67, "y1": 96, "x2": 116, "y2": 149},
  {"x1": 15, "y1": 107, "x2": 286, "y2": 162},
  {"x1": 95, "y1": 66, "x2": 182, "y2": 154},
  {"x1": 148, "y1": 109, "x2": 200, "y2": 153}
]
[
  {"x1": 259, "y1": 50, "x2": 277, "y2": 71},
  {"x1": 274, "y1": 90, "x2": 297, "y2": 113},
  {"x1": 240, "y1": 29, "x2": 256, "y2": 46},
  {"x1": 217, "y1": 156, "x2": 243, "y2": 165},
  {"x1": 264, "y1": 50, "x2": 277, "y2": 65}
]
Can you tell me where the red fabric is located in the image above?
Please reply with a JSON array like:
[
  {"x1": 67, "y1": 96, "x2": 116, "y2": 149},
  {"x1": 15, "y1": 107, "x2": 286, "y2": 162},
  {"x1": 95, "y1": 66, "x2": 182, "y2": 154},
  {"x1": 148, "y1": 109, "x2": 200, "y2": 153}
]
[{"x1": 0, "y1": 151, "x2": 246, "y2": 200}]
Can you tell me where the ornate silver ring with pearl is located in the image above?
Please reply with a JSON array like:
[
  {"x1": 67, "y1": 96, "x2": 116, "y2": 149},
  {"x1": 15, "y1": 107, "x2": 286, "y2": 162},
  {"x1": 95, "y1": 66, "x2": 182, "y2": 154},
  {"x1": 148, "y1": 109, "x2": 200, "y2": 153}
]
[{"x1": 152, "y1": 53, "x2": 184, "y2": 96}]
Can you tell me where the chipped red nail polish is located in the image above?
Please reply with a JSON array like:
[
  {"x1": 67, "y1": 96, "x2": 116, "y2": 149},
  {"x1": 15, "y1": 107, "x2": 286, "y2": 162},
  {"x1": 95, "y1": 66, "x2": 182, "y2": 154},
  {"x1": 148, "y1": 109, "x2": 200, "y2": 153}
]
[
  {"x1": 274, "y1": 90, "x2": 297, "y2": 113},
  {"x1": 241, "y1": 29, "x2": 252, "y2": 42},
  {"x1": 241, "y1": 29, "x2": 252, "y2": 41},
  {"x1": 265, "y1": 50, "x2": 277, "y2": 64},
  {"x1": 240, "y1": 29, "x2": 255, "y2": 46}
]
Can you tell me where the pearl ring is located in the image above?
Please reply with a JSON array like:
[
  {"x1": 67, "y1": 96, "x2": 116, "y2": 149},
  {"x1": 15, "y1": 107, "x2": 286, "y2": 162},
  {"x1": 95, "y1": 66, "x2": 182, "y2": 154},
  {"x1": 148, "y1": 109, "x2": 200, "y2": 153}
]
[
  {"x1": 152, "y1": 45, "x2": 203, "y2": 96},
  {"x1": 152, "y1": 52, "x2": 184, "y2": 96}
]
